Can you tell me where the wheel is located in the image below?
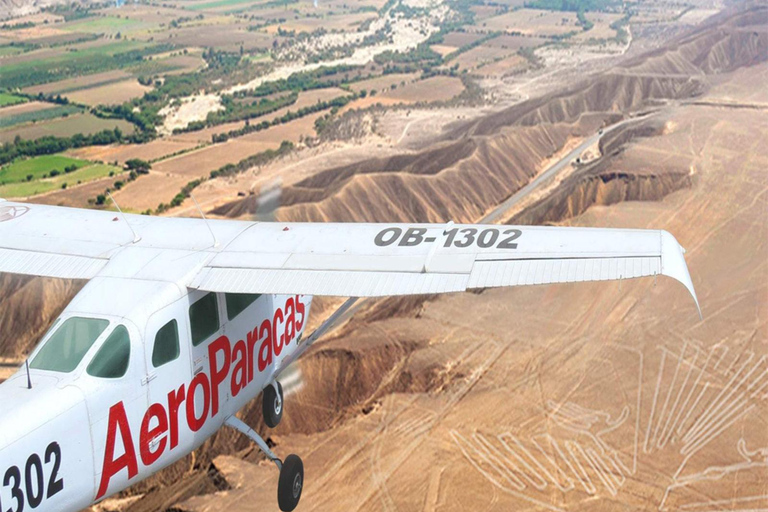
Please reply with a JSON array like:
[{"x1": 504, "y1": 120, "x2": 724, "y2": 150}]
[
  {"x1": 263, "y1": 381, "x2": 283, "y2": 428},
  {"x1": 278, "y1": 454, "x2": 303, "y2": 512}
]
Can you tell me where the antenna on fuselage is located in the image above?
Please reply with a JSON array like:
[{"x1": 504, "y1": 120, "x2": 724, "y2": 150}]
[
  {"x1": 107, "y1": 191, "x2": 141, "y2": 243},
  {"x1": 25, "y1": 359, "x2": 32, "y2": 389},
  {"x1": 190, "y1": 193, "x2": 219, "y2": 248}
]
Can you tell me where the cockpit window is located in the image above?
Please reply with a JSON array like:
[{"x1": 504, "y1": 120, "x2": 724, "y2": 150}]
[
  {"x1": 87, "y1": 325, "x2": 131, "y2": 379},
  {"x1": 30, "y1": 317, "x2": 109, "y2": 373}
]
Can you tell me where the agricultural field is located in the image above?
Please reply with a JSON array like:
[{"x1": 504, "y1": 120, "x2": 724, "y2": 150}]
[
  {"x1": 0, "y1": 163, "x2": 121, "y2": 199},
  {"x1": 430, "y1": 44, "x2": 458, "y2": 57},
  {"x1": 66, "y1": 80, "x2": 152, "y2": 106},
  {"x1": 0, "y1": 93, "x2": 26, "y2": 107},
  {"x1": 470, "y1": 9, "x2": 581, "y2": 36},
  {"x1": 474, "y1": 54, "x2": 528, "y2": 78},
  {"x1": 264, "y1": 11, "x2": 377, "y2": 33},
  {"x1": 111, "y1": 171, "x2": 192, "y2": 212},
  {"x1": 0, "y1": 45, "x2": 26, "y2": 57},
  {"x1": 0, "y1": 105, "x2": 82, "y2": 129},
  {"x1": 386, "y1": 76, "x2": 465, "y2": 103},
  {"x1": 450, "y1": 43, "x2": 519, "y2": 71},
  {"x1": 153, "y1": 138, "x2": 280, "y2": 177},
  {"x1": 23, "y1": 70, "x2": 135, "y2": 96},
  {"x1": 0, "y1": 102, "x2": 53, "y2": 121},
  {"x1": 0, "y1": 113, "x2": 134, "y2": 143},
  {"x1": 349, "y1": 73, "x2": 420, "y2": 94},
  {"x1": 0, "y1": 154, "x2": 90, "y2": 184},
  {"x1": 60, "y1": 16, "x2": 150, "y2": 36},
  {"x1": 67, "y1": 139, "x2": 201, "y2": 164}
]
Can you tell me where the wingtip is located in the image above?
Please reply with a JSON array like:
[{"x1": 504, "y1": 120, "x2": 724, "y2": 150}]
[{"x1": 659, "y1": 230, "x2": 702, "y2": 320}]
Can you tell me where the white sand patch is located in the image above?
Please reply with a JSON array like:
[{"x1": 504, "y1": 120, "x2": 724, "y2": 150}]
[{"x1": 158, "y1": 93, "x2": 224, "y2": 136}]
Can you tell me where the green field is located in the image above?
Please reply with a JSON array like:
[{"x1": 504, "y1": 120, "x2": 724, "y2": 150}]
[
  {"x1": 0, "y1": 93, "x2": 27, "y2": 107},
  {"x1": 62, "y1": 16, "x2": 145, "y2": 34},
  {"x1": 0, "y1": 161, "x2": 121, "y2": 198},
  {"x1": 0, "y1": 46, "x2": 26, "y2": 57},
  {"x1": 0, "y1": 155, "x2": 91, "y2": 184},
  {"x1": 0, "y1": 105, "x2": 82, "y2": 129}
]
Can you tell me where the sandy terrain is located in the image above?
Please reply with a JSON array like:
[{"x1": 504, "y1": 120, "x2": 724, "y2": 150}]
[{"x1": 158, "y1": 94, "x2": 225, "y2": 136}]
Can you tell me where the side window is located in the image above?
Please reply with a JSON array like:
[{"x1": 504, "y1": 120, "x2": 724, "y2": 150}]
[
  {"x1": 189, "y1": 293, "x2": 219, "y2": 346},
  {"x1": 152, "y1": 320, "x2": 180, "y2": 368},
  {"x1": 225, "y1": 293, "x2": 261, "y2": 321},
  {"x1": 87, "y1": 325, "x2": 131, "y2": 379}
]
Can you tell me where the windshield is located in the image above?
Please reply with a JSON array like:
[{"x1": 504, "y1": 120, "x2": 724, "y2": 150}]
[{"x1": 30, "y1": 317, "x2": 110, "y2": 373}]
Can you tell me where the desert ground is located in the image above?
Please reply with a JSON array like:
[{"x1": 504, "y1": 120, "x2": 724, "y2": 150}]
[{"x1": 0, "y1": 0, "x2": 766, "y2": 511}]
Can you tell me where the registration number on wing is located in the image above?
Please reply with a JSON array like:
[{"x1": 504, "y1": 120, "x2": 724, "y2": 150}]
[{"x1": 374, "y1": 227, "x2": 522, "y2": 249}]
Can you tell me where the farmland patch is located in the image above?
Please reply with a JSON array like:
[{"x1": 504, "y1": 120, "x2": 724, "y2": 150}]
[{"x1": 0, "y1": 113, "x2": 135, "y2": 143}]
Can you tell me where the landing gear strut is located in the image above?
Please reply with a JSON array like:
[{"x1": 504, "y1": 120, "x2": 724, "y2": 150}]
[{"x1": 225, "y1": 416, "x2": 304, "y2": 511}]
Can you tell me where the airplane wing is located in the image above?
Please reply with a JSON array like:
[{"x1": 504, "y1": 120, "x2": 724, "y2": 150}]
[
  {"x1": 0, "y1": 200, "x2": 700, "y2": 315},
  {"x1": 189, "y1": 221, "x2": 701, "y2": 315},
  {"x1": 0, "y1": 200, "x2": 249, "y2": 280}
]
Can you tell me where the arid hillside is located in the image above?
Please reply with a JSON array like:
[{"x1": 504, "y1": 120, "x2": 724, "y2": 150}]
[{"x1": 213, "y1": 5, "x2": 767, "y2": 227}]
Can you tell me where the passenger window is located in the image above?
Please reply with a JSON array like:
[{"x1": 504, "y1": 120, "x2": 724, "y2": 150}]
[
  {"x1": 190, "y1": 293, "x2": 219, "y2": 346},
  {"x1": 87, "y1": 325, "x2": 131, "y2": 379},
  {"x1": 225, "y1": 293, "x2": 261, "y2": 320},
  {"x1": 152, "y1": 320, "x2": 180, "y2": 368}
]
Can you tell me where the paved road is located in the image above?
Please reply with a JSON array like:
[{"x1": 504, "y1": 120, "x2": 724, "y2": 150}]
[{"x1": 480, "y1": 116, "x2": 643, "y2": 224}]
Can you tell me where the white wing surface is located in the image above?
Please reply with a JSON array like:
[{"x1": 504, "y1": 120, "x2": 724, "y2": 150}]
[
  {"x1": 189, "y1": 222, "x2": 700, "y2": 315},
  {"x1": 0, "y1": 200, "x2": 699, "y2": 314},
  {"x1": 0, "y1": 200, "x2": 249, "y2": 279}
]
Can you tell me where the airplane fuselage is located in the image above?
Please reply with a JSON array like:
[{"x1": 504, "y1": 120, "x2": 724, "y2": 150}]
[{"x1": 0, "y1": 275, "x2": 312, "y2": 512}]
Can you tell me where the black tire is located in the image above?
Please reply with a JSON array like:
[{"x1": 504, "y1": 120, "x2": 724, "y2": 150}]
[
  {"x1": 278, "y1": 454, "x2": 303, "y2": 512},
  {"x1": 263, "y1": 381, "x2": 283, "y2": 428}
]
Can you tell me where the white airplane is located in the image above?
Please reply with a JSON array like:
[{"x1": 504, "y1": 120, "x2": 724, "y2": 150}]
[{"x1": 0, "y1": 198, "x2": 700, "y2": 512}]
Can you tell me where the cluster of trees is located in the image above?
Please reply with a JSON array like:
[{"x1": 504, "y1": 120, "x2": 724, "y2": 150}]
[
  {"x1": 246, "y1": 65, "x2": 360, "y2": 97},
  {"x1": 576, "y1": 10, "x2": 594, "y2": 30},
  {"x1": 47, "y1": 164, "x2": 79, "y2": 178},
  {"x1": 0, "y1": 128, "x2": 124, "y2": 166},
  {"x1": 374, "y1": 42, "x2": 442, "y2": 66},
  {"x1": 202, "y1": 47, "x2": 242, "y2": 69}
]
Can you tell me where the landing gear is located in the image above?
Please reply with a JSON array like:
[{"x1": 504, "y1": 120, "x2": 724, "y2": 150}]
[
  {"x1": 263, "y1": 380, "x2": 284, "y2": 428},
  {"x1": 278, "y1": 454, "x2": 304, "y2": 512},
  {"x1": 226, "y1": 416, "x2": 304, "y2": 511}
]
